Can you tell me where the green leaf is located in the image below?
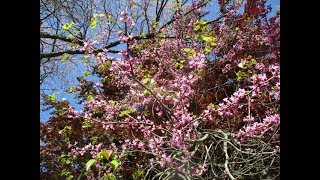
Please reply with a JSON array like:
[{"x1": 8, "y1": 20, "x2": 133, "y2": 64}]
[
  {"x1": 59, "y1": 126, "x2": 71, "y2": 135},
  {"x1": 71, "y1": 43, "x2": 78, "y2": 49},
  {"x1": 61, "y1": 53, "x2": 70, "y2": 62},
  {"x1": 208, "y1": 103, "x2": 215, "y2": 108},
  {"x1": 140, "y1": 33, "x2": 147, "y2": 38},
  {"x1": 82, "y1": 121, "x2": 91, "y2": 128},
  {"x1": 91, "y1": 136, "x2": 99, "y2": 145},
  {"x1": 98, "y1": 63, "x2": 106, "y2": 71},
  {"x1": 143, "y1": 89, "x2": 149, "y2": 94},
  {"x1": 205, "y1": 45, "x2": 211, "y2": 52},
  {"x1": 82, "y1": 55, "x2": 90, "y2": 61},
  {"x1": 142, "y1": 78, "x2": 151, "y2": 85},
  {"x1": 175, "y1": 62, "x2": 180, "y2": 68},
  {"x1": 151, "y1": 21, "x2": 158, "y2": 29},
  {"x1": 194, "y1": 25, "x2": 201, "y2": 31},
  {"x1": 62, "y1": 23, "x2": 73, "y2": 30},
  {"x1": 175, "y1": 60, "x2": 184, "y2": 69},
  {"x1": 98, "y1": 149, "x2": 113, "y2": 160},
  {"x1": 184, "y1": 48, "x2": 191, "y2": 53},
  {"x1": 202, "y1": 36, "x2": 214, "y2": 42},
  {"x1": 198, "y1": 20, "x2": 207, "y2": 25},
  {"x1": 66, "y1": 34, "x2": 73, "y2": 39},
  {"x1": 251, "y1": 58, "x2": 257, "y2": 65},
  {"x1": 110, "y1": 160, "x2": 120, "y2": 170},
  {"x1": 59, "y1": 154, "x2": 72, "y2": 165},
  {"x1": 61, "y1": 169, "x2": 72, "y2": 176},
  {"x1": 67, "y1": 87, "x2": 74, "y2": 93},
  {"x1": 48, "y1": 94, "x2": 56, "y2": 101},
  {"x1": 104, "y1": 173, "x2": 116, "y2": 180},
  {"x1": 202, "y1": 36, "x2": 212, "y2": 42},
  {"x1": 211, "y1": 42, "x2": 217, "y2": 46},
  {"x1": 86, "y1": 159, "x2": 96, "y2": 171},
  {"x1": 184, "y1": 48, "x2": 196, "y2": 57},
  {"x1": 106, "y1": 60, "x2": 112, "y2": 67},
  {"x1": 112, "y1": 154, "x2": 119, "y2": 160},
  {"x1": 132, "y1": 168, "x2": 144, "y2": 180},
  {"x1": 119, "y1": 110, "x2": 129, "y2": 117},
  {"x1": 119, "y1": 109, "x2": 135, "y2": 117},
  {"x1": 66, "y1": 176, "x2": 73, "y2": 180},
  {"x1": 90, "y1": 20, "x2": 97, "y2": 28},
  {"x1": 106, "y1": 15, "x2": 112, "y2": 24},
  {"x1": 83, "y1": 71, "x2": 90, "y2": 76},
  {"x1": 236, "y1": 71, "x2": 244, "y2": 81},
  {"x1": 87, "y1": 95, "x2": 94, "y2": 101},
  {"x1": 201, "y1": 36, "x2": 217, "y2": 46}
]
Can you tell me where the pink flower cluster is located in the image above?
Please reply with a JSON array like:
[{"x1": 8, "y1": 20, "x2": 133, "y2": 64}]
[
  {"x1": 67, "y1": 105, "x2": 78, "y2": 119},
  {"x1": 188, "y1": 53, "x2": 206, "y2": 68},
  {"x1": 120, "y1": 11, "x2": 135, "y2": 28},
  {"x1": 235, "y1": 114, "x2": 280, "y2": 142},
  {"x1": 117, "y1": 31, "x2": 134, "y2": 43},
  {"x1": 68, "y1": 142, "x2": 103, "y2": 158},
  {"x1": 80, "y1": 41, "x2": 98, "y2": 53},
  {"x1": 218, "y1": 88, "x2": 246, "y2": 117}
]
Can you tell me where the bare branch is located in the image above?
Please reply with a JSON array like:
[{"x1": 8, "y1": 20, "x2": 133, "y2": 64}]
[
  {"x1": 41, "y1": 32, "x2": 84, "y2": 46},
  {"x1": 219, "y1": 130, "x2": 236, "y2": 180}
]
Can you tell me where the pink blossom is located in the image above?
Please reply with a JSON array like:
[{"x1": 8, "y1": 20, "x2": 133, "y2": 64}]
[{"x1": 243, "y1": 115, "x2": 255, "y2": 122}]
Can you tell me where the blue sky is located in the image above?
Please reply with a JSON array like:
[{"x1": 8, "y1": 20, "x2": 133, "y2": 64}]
[{"x1": 40, "y1": 0, "x2": 280, "y2": 122}]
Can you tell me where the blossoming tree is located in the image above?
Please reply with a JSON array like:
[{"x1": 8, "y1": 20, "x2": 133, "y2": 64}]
[{"x1": 41, "y1": 0, "x2": 280, "y2": 179}]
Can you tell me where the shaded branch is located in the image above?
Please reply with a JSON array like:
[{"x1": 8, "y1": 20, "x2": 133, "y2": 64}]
[
  {"x1": 40, "y1": 33, "x2": 157, "y2": 59},
  {"x1": 41, "y1": 32, "x2": 84, "y2": 46}
]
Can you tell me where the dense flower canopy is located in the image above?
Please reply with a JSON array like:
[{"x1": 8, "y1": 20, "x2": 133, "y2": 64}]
[{"x1": 41, "y1": 0, "x2": 280, "y2": 179}]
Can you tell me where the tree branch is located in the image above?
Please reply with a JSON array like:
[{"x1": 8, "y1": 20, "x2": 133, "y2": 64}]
[
  {"x1": 40, "y1": 2, "x2": 222, "y2": 60},
  {"x1": 158, "y1": 0, "x2": 210, "y2": 31},
  {"x1": 41, "y1": 32, "x2": 84, "y2": 46},
  {"x1": 40, "y1": 33, "x2": 157, "y2": 59},
  {"x1": 219, "y1": 130, "x2": 236, "y2": 180},
  {"x1": 128, "y1": 74, "x2": 180, "y2": 122}
]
